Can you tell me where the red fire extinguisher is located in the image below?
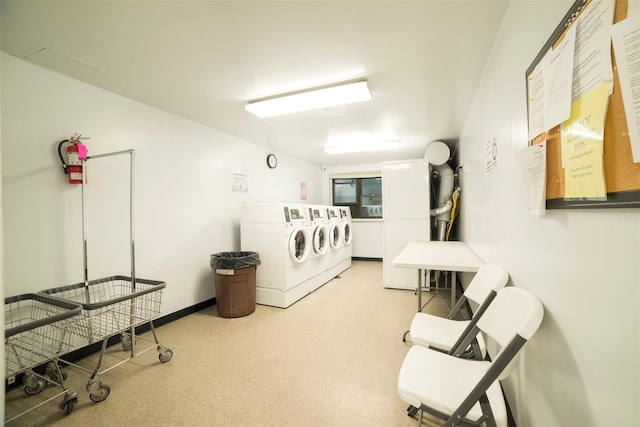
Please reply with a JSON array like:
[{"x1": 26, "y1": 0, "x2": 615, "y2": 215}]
[{"x1": 57, "y1": 134, "x2": 88, "y2": 184}]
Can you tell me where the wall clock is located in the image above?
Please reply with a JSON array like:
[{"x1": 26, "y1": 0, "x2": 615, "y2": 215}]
[{"x1": 266, "y1": 154, "x2": 278, "y2": 169}]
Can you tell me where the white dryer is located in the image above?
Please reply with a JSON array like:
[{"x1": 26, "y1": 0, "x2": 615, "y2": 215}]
[{"x1": 240, "y1": 204, "x2": 314, "y2": 308}]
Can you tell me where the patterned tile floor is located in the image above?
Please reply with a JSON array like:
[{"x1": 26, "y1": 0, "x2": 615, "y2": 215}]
[{"x1": 5, "y1": 260, "x2": 452, "y2": 427}]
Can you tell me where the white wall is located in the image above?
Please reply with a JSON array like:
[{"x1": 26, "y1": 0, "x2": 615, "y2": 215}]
[
  {"x1": 458, "y1": 1, "x2": 640, "y2": 426},
  {"x1": 350, "y1": 220, "x2": 383, "y2": 258},
  {"x1": 1, "y1": 52, "x2": 322, "y2": 316}
]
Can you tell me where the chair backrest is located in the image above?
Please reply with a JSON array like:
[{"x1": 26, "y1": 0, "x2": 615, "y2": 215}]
[
  {"x1": 447, "y1": 287, "x2": 544, "y2": 424},
  {"x1": 476, "y1": 287, "x2": 544, "y2": 379},
  {"x1": 463, "y1": 264, "x2": 510, "y2": 306},
  {"x1": 446, "y1": 265, "x2": 510, "y2": 358}
]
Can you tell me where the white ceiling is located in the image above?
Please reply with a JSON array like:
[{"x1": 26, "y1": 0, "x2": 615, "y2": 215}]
[{"x1": 1, "y1": 1, "x2": 509, "y2": 167}]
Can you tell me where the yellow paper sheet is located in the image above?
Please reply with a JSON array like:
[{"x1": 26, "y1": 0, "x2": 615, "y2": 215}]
[{"x1": 561, "y1": 81, "x2": 610, "y2": 200}]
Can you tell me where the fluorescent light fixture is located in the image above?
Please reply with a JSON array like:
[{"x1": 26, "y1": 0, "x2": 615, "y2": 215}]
[
  {"x1": 324, "y1": 139, "x2": 399, "y2": 155},
  {"x1": 245, "y1": 80, "x2": 372, "y2": 118},
  {"x1": 324, "y1": 131, "x2": 399, "y2": 154}
]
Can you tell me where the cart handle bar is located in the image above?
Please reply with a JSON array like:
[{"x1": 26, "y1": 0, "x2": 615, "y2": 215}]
[
  {"x1": 81, "y1": 148, "x2": 136, "y2": 294},
  {"x1": 85, "y1": 149, "x2": 135, "y2": 161}
]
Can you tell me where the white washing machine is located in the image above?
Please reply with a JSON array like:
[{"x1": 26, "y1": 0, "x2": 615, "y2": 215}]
[
  {"x1": 338, "y1": 207, "x2": 353, "y2": 265},
  {"x1": 319, "y1": 206, "x2": 350, "y2": 277},
  {"x1": 305, "y1": 205, "x2": 352, "y2": 293},
  {"x1": 339, "y1": 207, "x2": 353, "y2": 248},
  {"x1": 240, "y1": 204, "x2": 315, "y2": 308},
  {"x1": 308, "y1": 205, "x2": 329, "y2": 260},
  {"x1": 306, "y1": 205, "x2": 330, "y2": 287},
  {"x1": 327, "y1": 206, "x2": 343, "y2": 254}
]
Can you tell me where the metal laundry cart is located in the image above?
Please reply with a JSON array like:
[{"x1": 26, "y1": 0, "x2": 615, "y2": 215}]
[
  {"x1": 4, "y1": 293, "x2": 82, "y2": 422},
  {"x1": 39, "y1": 149, "x2": 173, "y2": 403}
]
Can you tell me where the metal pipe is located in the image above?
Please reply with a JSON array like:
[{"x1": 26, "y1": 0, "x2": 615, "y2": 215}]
[
  {"x1": 430, "y1": 163, "x2": 455, "y2": 220},
  {"x1": 429, "y1": 162, "x2": 455, "y2": 241}
]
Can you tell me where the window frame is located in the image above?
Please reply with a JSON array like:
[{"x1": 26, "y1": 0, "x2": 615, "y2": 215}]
[{"x1": 330, "y1": 172, "x2": 382, "y2": 219}]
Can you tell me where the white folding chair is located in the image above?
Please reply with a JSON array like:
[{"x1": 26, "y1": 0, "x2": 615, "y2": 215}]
[
  {"x1": 397, "y1": 287, "x2": 544, "y2": 427},
  {"x1": 405, "y1": 264, "x2": 509, "y2": 359}
]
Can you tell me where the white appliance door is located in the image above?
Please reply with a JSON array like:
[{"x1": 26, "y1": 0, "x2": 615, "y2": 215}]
[
  {"x1": 329, "y1": 223, "x2": 342, "y2": 249},
  {"x1": 313, "y1": 226, "x2": 329, "y2": 255},
  {"x1": 288, "y1": 227, "x2": 309, "y2": 263},
  {"x1": 383, "y1": 220, "x2": 430, "y2": 289},
  {"x1": 382, "y1": 160, "x2": 430, "y2": 220}
]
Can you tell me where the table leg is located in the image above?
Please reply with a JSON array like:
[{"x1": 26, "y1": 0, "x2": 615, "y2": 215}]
[
  {"x1": 451, "y1": 271, "x2": 457, "y2": 311},
  {"x1": 404, "y1": 268, "x2": 425, "y2": 342},
  {"x1": 419, "y1": 270, "x2": 438, "y2": 311},
  {"x1": 417, "y1": 269, "x2": 423, "y2": 312}
]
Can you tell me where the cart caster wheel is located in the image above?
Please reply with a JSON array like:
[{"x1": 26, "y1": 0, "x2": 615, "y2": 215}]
[
  {"x1": 121, "y1": 334, "x2": 133, "y2": 351},
  {"x1": 61, "y1": 396, "x2": 77, "y2": 415},
  {"x1": 158, "y1": 348, "x2": 173, "y2": 363},
  {"x1": 89, "y1": 384, "x2": 111, "y2": 402},
  {"x1": 47, "y1": 366, "x2": 68, "y2": 383},
  {"x1": 46, "y1": 361, "x2": 68, "y2": 382},
  {"x1": 24, "y1": 378, "x2": 47, "y2": 395}
]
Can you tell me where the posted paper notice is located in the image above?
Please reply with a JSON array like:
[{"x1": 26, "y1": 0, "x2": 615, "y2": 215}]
[
  {"x1": 571, "y1": 0, "x2": 615, "y2": 101},
  {"x1": 545, "y1": 23, "x2": 576, "y2": 129},
  {"x1": 232, "y1": 173, "x2": 249, "y2": 192},
  {"x1": 485, "y1": 135, "x2": 499, "y2": 175},
  {"x1": 517, "y1": 141, "x2": 547, "y2": 215},
  {"x1": 561, "y1": 82, "x2": 610, "y2": 200},
  {"x1": 612, "y1": 14, "x2": 640, "y2": 163}
]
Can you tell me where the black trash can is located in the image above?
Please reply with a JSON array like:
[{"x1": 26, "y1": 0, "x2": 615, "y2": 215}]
[{"x1": 210, "y1": 252, "x2": 260, "y2": 318}]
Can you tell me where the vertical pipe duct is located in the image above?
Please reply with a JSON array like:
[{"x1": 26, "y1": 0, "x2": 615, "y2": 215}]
[{"x1": 425, "y1": 141, "x2": 454, "y2": 241}]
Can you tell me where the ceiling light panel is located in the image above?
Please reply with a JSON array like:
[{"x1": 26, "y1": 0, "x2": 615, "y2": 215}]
[
  {"x1": 324, "y1": 140, "x2": 399, "y2": 154},
  {"x1": 245, "y1": 80, "x2": 372, "y2": 118}
]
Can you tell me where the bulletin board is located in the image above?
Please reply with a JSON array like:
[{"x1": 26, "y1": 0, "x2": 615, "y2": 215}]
[{"x1": 526, "y1": 0, "x2": 640, "y2": 209}]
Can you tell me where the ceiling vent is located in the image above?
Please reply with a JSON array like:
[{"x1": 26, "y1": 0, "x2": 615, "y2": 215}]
[{"x1": 22, "y1": 45, "x2": 104, "y2": 76}]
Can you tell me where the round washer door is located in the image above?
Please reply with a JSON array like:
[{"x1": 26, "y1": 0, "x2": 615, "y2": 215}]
[
  {"x1": 289, "y1": 227, "x2": 309, "y2": 263},
  {"x1": 313, "y1": 226, "x2": 329, "y2": 255},
  {"x1": 329, "y1": 223, "x2": 342, "y2": 249},
  {"x1": 342, "y1": 223, "x2": 352, "y2": 246}
]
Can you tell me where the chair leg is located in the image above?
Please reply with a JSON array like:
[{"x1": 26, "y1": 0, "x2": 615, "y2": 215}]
[
  {"x1": 479, "y1": 394, "x2": 497, "y2": 427},
  {"x1": 407, "y1": 405, "x2": 419, "y2": 417},
  {"x1": 418, "y1": 409, "x2": 424, "y2": 426}
]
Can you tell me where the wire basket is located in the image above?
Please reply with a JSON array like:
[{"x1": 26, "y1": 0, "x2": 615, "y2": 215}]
[
  {"x1": 5, "y1": 294, "x2": 82, "y2": 378},
  {"x1": 39, "y1": 276, "x2": 165, "y2": 344}
]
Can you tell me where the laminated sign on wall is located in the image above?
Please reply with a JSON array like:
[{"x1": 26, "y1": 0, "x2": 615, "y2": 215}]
[
  {"x1": 232, "y1": 173, "x2": 249, "y2": 192},
  {"x1": 300, "y1": 182, "x2": 307, "y2": 201},
  {"x1": 485, "y1": 135, "x2": 499, "y2": 175}
]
